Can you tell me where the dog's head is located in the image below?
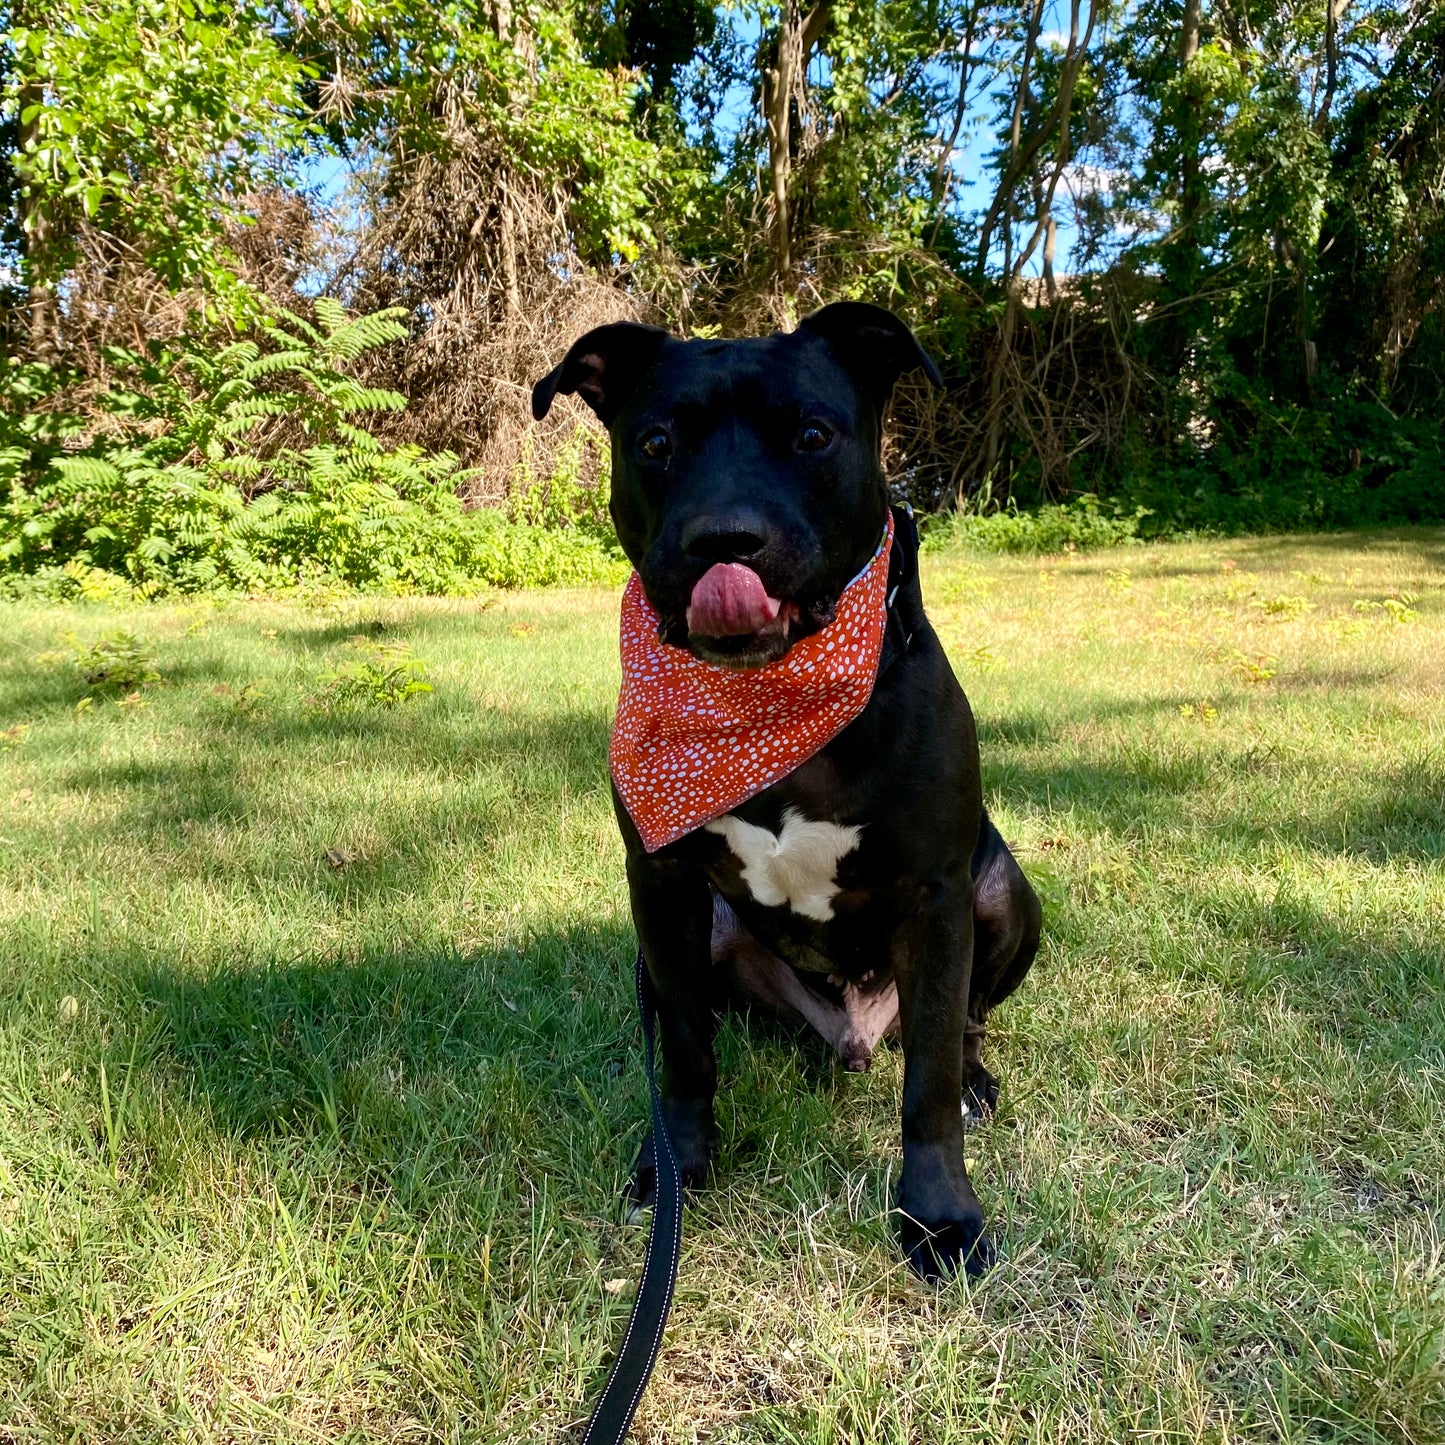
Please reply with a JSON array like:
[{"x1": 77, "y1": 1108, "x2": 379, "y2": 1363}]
[{"x1": 532, "y1": 302, "x2": 940, "y2": 669}]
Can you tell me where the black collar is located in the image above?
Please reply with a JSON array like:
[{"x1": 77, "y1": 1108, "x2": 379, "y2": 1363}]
[{"x1": 878, "y1": 503, "x2": 918, "y2": 677}]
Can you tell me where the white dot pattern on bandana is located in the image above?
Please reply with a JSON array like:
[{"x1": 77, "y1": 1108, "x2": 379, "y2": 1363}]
[{"x1": 610, "y1": 513, "x2": 894, "y2": 852}]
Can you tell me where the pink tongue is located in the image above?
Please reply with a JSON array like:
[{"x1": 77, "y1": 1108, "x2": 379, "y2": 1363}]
[{"x1": 687, "y1": 563, "x2": 783, "y2": 637}]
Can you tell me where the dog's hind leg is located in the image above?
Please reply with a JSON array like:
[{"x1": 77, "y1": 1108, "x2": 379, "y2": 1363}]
[
  {"x1": 712, "y1": 894, "x2": 897, "y2": 1072},
  {"x1": 964, "y1": 812, "x2": 1041, "y2": 1119}
]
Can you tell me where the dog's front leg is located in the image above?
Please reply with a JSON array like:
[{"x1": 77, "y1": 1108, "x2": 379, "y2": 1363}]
[
  {"x1": 624, "y1": 848, "x2": 718, "y2": 1209},
  {"x1": 893, "y1": 880, "x2": 996, "y2": 1279}
]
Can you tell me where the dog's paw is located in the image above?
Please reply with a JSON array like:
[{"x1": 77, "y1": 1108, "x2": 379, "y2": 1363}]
[
  {"x1": 961, "y1": 1065, "x2": 999, "y2": 1126},
  {"x1": 624, "y1": 1122, "x2": 712, "y2": 1221},
  {"x1": 898, "y1": 1208, "x2": 995, "y2": 1281},
  {"x1": 895, "y1": 1175, "x2": 995, "y2": 1281}
]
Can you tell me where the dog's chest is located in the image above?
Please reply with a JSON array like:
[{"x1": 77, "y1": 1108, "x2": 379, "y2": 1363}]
[{"x1": 705, "y1": 807, "x2": 861, "y2": 923}]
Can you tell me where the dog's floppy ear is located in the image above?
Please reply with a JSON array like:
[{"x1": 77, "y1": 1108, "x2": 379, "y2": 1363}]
[
  {"x1": 797, "y1": 302, "x2": 943, "y2": 402},
  {"x1": 531, "y1": 322, "x2": 671, "y2": 426}
]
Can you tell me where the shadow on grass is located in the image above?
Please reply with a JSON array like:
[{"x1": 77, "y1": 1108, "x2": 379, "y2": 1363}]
[
  {"x1": 1269, "y1": 665, "x2": 1399, "y2": 691},
  {"x1": 990, "y1": 743, "x2": 1444, "y2": 863},
  {"x1": 1206, "y1": 527, "x2": 1445, "y2": 565},
  {"x1": 45, "y1": 702, "x2": 617, "y2": 898},
  {"x1": 26, "y1": 656, "x2": 1439, "y2": 949},
  {"x1": 979, "y1": 681, "x2": 1444, "y2": 863},
  {"x1": 1051, "y1": 526, "x2": 1445, "y2": 581},
  {"x1": 99, "y1": 865, "x2": 1443, "y2": 1238},
  {"x1": 0, "y1": 653, "x2": 236, "y2": 725},
  {"x1": 103, "y1": 919, "x2": 647, "y2": 1237},
  {"x1": 119, "y1": 914, "x2": 869, "y2": 1229},
  {"x1": 973, "y1": 691, "x2": 1192, "y2": 749},
  {"x1": 260, "y1": 608, "x2": 512, "y2": 656}
]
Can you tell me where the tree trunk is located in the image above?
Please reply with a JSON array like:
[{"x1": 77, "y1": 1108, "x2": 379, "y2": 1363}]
[
  {"x1": 487, "y1": 0, "x2": 524, "y2": 318},
  {"x1": 1166, "y1": 0, "x2": 1205, "y2": 373},
  {"x1": 1295, "y1": 257, "x2": 1318, "y2": 397},
  {"x1": 762, "y1": 0, "x2": 829, "y2": 282},
  {"x1": 1314, "y1": 0, "x2": 1349, "y2": 137},
  {"x1": 1042, "y1": 214, "x2": 1058, "y2": 302},
  {"x1": 929, "y1": 0, "x2": 981, "y2": 243},
  {"x1": 980, "y1": 0, "x2": 1093, "y2": 481},
  {"x1": 1178, "y1": 0, "x2": 1202, "y2": 223},
  {"x1": 498, "y1": 175, "x2": 522, "y2": 318},
  {"x1": 762, "y1": 39, "x2": 793, "y2": 279},
  {"x1": 1006, "y1": 0, "x2": 1094, "y2": 284},
  {"x1": 974, "y1": 0, "x2": 1046, "y2": 277},
  {"x1": 983, "y1": 291, "x2": 1017, "y2": 479},
  {"x1": 1298, "y1": 0, "x2": 1349, "y2": 396},
  {"x1": 16, "y1": 6, "x2": 57, "y2": 360}
]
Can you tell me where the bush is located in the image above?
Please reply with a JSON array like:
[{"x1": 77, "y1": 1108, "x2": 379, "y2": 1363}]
[
  {"x1": 1105, "y1": 380, "x2": 1445, "y2": 534},
  {"x1": 0, "y1": 302, "x2": 626, "y2": 597},
  {"x1": 921, "y1": 493, "x2": 1148, "y2": 555}
]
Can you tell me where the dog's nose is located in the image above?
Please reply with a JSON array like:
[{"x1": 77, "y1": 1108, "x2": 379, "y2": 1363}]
[{"x1": 682, "y1": 521, "x2": 768, "y2": 564}]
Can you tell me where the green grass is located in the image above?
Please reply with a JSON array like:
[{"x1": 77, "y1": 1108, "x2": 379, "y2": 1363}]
[{"x1": 1, "y1": 530, "x2": 1443, "y2": 1442}]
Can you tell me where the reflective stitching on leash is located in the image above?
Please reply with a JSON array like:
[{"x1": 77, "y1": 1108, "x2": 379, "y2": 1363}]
[
  {"x1": 611, "y1": 1005, "x2": 680, "y2": 1438},
  {"x1": 581, "y1": 949, "x2": 683, "y2": 1445}
]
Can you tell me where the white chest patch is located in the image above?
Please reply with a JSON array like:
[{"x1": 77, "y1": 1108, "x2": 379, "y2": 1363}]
[{"x1": 705, "y1": 808, "x2": 862, "y2": 922}]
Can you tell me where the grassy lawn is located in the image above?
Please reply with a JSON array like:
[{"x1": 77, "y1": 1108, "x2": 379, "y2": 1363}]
[{"x1": 1, "y1": 530, "x2": 1443, "y2": 1443}]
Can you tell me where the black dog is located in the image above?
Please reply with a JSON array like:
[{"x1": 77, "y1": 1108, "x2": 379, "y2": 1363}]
[{"x1": 532, "y1": 303, "x2": 1040, "y2": 1278}]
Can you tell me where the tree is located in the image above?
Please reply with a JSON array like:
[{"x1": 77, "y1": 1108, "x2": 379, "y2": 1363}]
[{"x1": 2, "y1": 0, "x2": 306, "y2": 348}]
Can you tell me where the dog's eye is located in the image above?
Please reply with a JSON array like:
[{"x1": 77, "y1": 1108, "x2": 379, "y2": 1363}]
[
  {"x1": 798, "y1": 423, "x2": 834, "y2": 453},
  {"x1": 639, "y1": 430, "x2": 672, "y2": 462}
]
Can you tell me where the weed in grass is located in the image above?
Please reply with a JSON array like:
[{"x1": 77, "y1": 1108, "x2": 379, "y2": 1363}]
[
  {"x1": 97, "y1": 1034, "x2": 140, "y2": 1181},
  {"x1": 1178, "y1": 700, "x2": 1219, "y2": 722},
  {"x1": 210, "y1": 680, "x2": 268, "y2": 717},
  {"x1": 311, "y1": 641, "x2": 433, "y2": 709},
  {"x1": 1, "y1": 722, "x2": 28, "y2": 750},
  {"x1": 1221, "y1": 570, "x2": 1260, "y2": 602},
  {"x1": 928, "y1": 569, "x2": 995, "y2": 606},
  {"x1": 1354, "y1": 593, "x2": 1422, "y2": 624},
  {"x1": 1257, "y1": 593, "x2": 1315, "y2": 619},
  {"x1": 69, "y1": 630, "x2": 161, "y2": 691},
  {"x1": 1231, "y1": 648, "x2": 1278, "y2": 683}
]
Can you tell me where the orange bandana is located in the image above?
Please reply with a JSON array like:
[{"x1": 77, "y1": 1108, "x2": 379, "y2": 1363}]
[{"x1": 610, "y1": 512, "x2": 894, "y2": 852}]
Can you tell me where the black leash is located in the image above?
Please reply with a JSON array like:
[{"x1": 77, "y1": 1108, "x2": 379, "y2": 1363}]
[{"x1": 582, "y1": 949, "x2": 682, "y2": 1445}]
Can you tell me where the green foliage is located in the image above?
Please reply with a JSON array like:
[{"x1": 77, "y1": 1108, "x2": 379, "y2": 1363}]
[
  {"x1": 0, "y1": 302, "x2": 627, "y2": 596},
  {"x1": 506, "y1": 427, "x2": 616, "y2": 543},
  {"x1": 3, "y1": 0, "x2": 306, "y2": 306},
  {"x1": 4, "y1": 0, "x2": 1443, "y2": 565},
  {"x1": 311, "y1": 0, "x2": 668, "y2": 265},
  {"x1": 312, "y1": 641, "x2": 433, "y2": 709},
  {"x1": 922, "y1": 492, "x2": 1147, "y2": 555},
  {"x1": 68, "y1": 631, "x2": 160, "y2": 691},
  {"x1": 1110, "y1": 382, "x2": 1445, "y2": 534},
  {"x1": 0, "y1": 361, "x2": 86, "y2": 492}
]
